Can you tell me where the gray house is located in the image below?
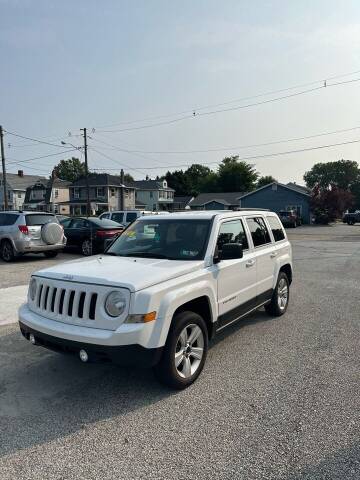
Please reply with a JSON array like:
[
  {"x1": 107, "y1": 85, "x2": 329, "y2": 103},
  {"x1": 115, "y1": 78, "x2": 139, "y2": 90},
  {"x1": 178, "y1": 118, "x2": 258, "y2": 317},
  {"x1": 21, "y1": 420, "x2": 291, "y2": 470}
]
[
  {"x1": 239, "y1": 182, "x2": 311, "y2": 223},
  {"x1": 69, "y1": 173, "x2": 136, "y2": 215},
  {"x1": 131, "y1": 179, "x2": 175, "y2": 211},
  {"x1": 23, "y1": 177, "x2": 71, "y2": 214},
  {"x1": 189, "y1": 192, "x2": 246, "y2": 210},
  {"x1": 0, "y1": 170, "x2": 47, "y2": 211}
]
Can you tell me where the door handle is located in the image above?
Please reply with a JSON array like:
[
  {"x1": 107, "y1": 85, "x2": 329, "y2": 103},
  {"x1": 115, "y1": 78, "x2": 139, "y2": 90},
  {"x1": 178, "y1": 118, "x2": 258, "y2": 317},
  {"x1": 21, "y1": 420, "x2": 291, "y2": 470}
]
[
  {"x1": 246, "y1": 259, "x2": 256, "y2": 267},
  {"x1": 270, "y1": 252, "x2": 277, "y2": 258}
]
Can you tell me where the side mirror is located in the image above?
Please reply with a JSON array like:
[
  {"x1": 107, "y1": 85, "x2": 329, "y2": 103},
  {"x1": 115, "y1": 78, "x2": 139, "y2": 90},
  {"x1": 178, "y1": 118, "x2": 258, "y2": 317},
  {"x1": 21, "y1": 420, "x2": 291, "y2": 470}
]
[{"x1": 220, "y1": 243, "x2": 243, "y2": 260}]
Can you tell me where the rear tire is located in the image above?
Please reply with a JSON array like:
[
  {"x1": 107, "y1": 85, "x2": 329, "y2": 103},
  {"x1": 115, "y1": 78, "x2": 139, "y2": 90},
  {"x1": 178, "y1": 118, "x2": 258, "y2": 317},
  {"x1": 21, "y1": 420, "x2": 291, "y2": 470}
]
[
  {"x1": 0, "y1": 240, "x2": 15, "y2": 262},
  {"x1": 154, "y1": 311, "x2": 208, "y2": 389},
  {"x1": 81, "y1": 239, "x2": 93, "y2": 256},
  {"x1": 265, "y1": 272, "x2": 290, "y2": 317},
  {"x1": 44, "y1": 251, "x2": 58, "y2": 258}
]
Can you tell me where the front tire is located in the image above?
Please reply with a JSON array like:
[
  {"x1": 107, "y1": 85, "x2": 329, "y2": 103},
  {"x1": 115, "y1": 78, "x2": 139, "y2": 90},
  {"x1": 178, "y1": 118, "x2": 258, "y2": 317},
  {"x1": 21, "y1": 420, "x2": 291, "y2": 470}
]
[
  {"x1": 154, "y1": 311, "x2": 208, "y2": 389},
  {"x1": 265, "y1": 272, "x2": 290, "y2": 317},
  {"x1": 1, "y1": 240, "x2": 15, "y2": 262}
]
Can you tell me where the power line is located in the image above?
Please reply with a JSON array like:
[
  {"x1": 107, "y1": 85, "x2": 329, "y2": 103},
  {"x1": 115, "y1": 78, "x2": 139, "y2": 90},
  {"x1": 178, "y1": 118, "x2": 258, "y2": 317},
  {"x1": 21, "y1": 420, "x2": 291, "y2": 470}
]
[
  {"x1": 91, "y1": 125, "x2": 360, "y2": 155},
  {"x1": 90, "y1": 138, "x2": 360, "y2": 171},
  {"x1": 89, "y1": 147, "x2": 149, "y2": 175},
  {"x1": 93, "y1": 68, "x2": 360, "y2": 129},
  {"x1": 4, "y1": 129, "x2": 82, "y2": 150},
  {"x1": 6, "y1": 148, "x2": 78, "y2": 166},
  {"x1": 96, "y1": 78, "x2": 360, "y2": 133}
]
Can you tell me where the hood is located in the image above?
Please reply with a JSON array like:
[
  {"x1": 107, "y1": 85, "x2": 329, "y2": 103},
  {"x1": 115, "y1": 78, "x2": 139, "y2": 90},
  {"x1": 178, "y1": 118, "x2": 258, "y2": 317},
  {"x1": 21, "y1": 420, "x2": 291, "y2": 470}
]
[{"x1": 33, "y1": 255, "x2": 204, "y2": 292}]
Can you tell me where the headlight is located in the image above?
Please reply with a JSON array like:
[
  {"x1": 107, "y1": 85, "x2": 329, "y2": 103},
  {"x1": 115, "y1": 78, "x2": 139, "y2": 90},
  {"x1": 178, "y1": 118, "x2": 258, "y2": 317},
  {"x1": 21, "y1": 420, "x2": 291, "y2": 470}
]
[
  {"x1": 104, "y1": 291, "x2": 127, "y2": 317},
  {"x1": 29, "y1": 278, "x2": 37, "y2": 301}
]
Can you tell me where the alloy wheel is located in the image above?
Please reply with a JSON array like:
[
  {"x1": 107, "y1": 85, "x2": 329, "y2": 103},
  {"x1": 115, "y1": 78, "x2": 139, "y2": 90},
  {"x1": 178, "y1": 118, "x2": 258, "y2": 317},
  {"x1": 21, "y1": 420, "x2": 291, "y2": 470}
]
[
  {"x1": 277, "y1": 277, "x2": 288, "y2": 311},
  {"x1": 174, "y1": 324, "x2": 204, "y2": 379},
  {"x1": 82, "y1": 240, "x2": 92, "y2": 256}
]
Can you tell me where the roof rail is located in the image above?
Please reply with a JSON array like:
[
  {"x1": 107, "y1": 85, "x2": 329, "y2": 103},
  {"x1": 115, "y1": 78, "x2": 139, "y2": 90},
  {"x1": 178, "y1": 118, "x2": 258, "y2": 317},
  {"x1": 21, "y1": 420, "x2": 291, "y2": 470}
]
[{"x1": 233, "y1": 208, "x2": 270, "y2": 211}]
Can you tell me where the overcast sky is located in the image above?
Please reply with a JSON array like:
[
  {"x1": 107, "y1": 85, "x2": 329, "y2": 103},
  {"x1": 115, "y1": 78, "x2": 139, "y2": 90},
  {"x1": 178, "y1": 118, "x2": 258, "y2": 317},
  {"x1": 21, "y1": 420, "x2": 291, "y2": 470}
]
[{"x1": 1, "y1": 0, "x2": 360, "y2": 183}]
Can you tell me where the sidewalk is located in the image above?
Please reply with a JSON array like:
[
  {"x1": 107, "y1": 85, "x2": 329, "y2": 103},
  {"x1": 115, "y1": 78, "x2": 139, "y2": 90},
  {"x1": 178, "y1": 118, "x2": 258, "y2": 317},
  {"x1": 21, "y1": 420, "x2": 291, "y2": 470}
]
[{"x1": 0, "y1": 285, "x2": 28, "y2": 326}]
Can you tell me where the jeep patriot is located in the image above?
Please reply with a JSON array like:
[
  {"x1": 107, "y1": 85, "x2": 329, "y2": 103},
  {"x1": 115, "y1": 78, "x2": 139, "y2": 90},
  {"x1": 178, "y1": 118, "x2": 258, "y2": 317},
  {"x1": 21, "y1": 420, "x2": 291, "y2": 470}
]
[{"x1": 19, "y1": 210, "x2": 292, "y2": 389}]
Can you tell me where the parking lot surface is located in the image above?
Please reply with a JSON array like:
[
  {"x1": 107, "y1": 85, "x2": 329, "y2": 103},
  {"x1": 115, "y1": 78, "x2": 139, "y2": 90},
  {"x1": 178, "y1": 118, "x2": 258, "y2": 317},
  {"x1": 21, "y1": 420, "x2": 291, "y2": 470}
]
[{"x1": 0, "y1": 224, "x2": 359, "y2": 479}]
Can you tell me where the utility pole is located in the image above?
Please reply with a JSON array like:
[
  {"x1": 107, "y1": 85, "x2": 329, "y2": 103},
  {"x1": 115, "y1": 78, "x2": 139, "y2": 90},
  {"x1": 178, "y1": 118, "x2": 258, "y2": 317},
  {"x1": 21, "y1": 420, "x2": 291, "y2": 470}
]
[
  {"x1": 0, "y1": 126, "x2": 9, "y2": 211},
  {"x1": 80, "y1": 128, "x2": 91, "y2": 216},
  {"x1": 120, "y1": 168, "x2": 124, "y2": 210}
]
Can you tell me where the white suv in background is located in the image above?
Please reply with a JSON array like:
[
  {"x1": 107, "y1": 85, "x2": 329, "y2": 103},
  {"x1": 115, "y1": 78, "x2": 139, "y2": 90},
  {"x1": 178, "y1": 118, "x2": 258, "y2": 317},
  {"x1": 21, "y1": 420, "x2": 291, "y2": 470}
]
[
  {"x1": 19, "y1": 210, "x2": 292, "y2": 389},
  {"x1": 99, "y1": 210, "x2": 169, "y2": 226},
  {"x1": 0, "y1": 211, "x2": 66, "y2": 262}
]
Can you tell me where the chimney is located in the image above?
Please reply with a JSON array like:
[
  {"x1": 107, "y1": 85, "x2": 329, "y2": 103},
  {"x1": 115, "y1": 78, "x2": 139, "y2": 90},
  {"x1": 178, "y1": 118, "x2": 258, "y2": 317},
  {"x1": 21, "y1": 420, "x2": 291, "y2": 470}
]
[
  {"x1": 18, "y1": 170, "x2": 24, "y2": 177},
  {"x1": 120, "y1": 169, "x2": 124, "y2": 185}
]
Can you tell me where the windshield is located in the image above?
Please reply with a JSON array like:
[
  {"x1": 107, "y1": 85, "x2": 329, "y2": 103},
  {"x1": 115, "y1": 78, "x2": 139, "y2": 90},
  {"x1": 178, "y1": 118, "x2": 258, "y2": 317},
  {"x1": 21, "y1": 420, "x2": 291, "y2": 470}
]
[{"x1": 107, "y1": 218, "x2": 211, "y2": 260}]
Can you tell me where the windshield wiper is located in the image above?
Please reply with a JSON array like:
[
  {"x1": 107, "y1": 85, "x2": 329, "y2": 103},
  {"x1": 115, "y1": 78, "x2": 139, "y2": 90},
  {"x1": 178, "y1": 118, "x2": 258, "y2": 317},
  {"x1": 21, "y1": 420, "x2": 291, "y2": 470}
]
[{"x1": 103, "y1": 251, "x2": 118, "y2": 256}]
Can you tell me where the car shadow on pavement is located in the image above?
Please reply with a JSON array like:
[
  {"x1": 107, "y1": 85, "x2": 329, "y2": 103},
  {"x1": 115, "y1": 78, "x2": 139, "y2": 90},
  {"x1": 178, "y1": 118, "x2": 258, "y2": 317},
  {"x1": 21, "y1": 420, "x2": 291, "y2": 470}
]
[{"x1": 0, "y1": 330, "x2": 177, "y2": 458}]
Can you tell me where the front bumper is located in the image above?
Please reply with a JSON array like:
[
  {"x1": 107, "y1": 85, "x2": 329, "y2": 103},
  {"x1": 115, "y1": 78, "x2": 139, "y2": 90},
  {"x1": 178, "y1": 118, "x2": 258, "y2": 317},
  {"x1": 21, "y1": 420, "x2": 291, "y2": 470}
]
[{"x1": 19, "y1": 321, "x2": 163, "y2": 367}]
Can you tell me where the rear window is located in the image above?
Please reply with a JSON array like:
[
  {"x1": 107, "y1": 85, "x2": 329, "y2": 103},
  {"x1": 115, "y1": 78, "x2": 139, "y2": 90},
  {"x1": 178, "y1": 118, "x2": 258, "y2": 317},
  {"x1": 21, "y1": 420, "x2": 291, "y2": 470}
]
[
  {"x1": 25, "y1": 214, "x2": 58, "y2": 226},
  {"x1": 0, "y1": 213, "x2": 19, "y2": 226},
  {"x1": 90, "y1": 218, "x2": 122, "y2": 227},
  {"x1": 267, "y1": 216, "x2": 286, "y2": 242}
]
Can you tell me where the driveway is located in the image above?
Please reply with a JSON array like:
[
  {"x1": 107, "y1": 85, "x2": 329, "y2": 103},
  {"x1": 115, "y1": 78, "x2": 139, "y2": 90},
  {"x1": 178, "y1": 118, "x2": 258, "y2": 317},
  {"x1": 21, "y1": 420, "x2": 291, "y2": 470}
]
[{"x1": 0, "y1": 224, "x2": 359, "y2": 479}]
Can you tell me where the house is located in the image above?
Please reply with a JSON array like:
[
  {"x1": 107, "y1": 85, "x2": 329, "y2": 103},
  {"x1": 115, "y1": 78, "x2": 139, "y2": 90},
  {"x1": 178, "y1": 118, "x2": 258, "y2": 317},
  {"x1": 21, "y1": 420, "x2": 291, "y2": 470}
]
[
  {"x1": 171, "y1": 195, "x2": 194, "y2": 211},
  {"x1": 131, "y1": 178, "x2": 175, "y2": 211},
  {"x1": 189, "y1": 192, "x2": 246, "y2": 210},
  {"x1": 23, "y1": 177, "x2": 71, "y2": 215},
  {"x1": 69, "y1": 173, "x2": 136, "y2": 215},
  {"x1": 0, "y1": 170, "x2": 47, "y2": 211},
  {"x1": 239, "y1": 182, "x2": 311, "y2": 223}
]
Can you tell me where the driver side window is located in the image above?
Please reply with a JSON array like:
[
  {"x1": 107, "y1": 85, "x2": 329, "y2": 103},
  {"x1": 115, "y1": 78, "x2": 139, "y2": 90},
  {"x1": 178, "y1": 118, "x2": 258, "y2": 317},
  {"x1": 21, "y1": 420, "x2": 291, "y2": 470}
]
[{"x1": 217, "y1": 219, "x2": 249, "y2": 253}]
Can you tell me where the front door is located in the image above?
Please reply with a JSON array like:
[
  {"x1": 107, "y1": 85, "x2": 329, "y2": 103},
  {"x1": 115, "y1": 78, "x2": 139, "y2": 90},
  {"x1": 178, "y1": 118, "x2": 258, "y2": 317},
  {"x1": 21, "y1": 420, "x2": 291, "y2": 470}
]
[{"x1": 215, "y1": 219, "x2": 257, "y2": 330}]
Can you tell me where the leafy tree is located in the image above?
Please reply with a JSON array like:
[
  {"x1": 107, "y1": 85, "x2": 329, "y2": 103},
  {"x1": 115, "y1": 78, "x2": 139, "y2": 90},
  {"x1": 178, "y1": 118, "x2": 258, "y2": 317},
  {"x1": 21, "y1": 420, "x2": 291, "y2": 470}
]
[
  {"x1": 124, "y1": 173, "x2": 135, "y2": 184},
  {"x1": 304, "y1": 160, "x2": 360, "y2": 191},
  {"x1": 53, "y1": 157, "x2": 86, "y2": 182},
  {"x1": 217, "y1": 156, "x2": 258, "y2": 192},
  {"x1": 257, "y1": 175, "x2": 277, "y2": 188},
  {"x1": 311, "y1": 185, "x2": 354, "y2": 222}
]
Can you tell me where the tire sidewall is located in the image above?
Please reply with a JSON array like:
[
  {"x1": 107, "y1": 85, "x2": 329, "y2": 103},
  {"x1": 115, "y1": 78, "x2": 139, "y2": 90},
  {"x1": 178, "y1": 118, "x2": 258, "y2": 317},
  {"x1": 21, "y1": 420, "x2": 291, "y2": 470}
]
[
  {"x1": 275, "y1": 272, "x2": 290, "y2": 315},
  {"x1": 156, "y1": 311, "x2": 208, "y2": 389},
  {"x1": 82, "y1": 239, "x2": 92, "y2": 256},
  {"x1": 1, "y1": 240, "x2": 14, "y2": 262}
]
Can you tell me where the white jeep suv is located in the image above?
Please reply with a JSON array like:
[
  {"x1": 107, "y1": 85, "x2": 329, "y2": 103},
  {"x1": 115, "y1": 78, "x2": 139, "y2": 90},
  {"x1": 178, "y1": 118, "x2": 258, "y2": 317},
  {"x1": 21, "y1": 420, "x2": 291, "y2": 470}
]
[{"x1": 19, "y1": 210, "x2": 292, "y2": 389}]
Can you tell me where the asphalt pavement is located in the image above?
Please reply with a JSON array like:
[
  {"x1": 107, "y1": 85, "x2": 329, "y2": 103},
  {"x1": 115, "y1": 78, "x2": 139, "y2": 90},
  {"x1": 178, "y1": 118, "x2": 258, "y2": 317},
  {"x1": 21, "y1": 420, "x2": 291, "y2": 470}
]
[{"x1": 0, "y1": 224, "x2": 359, "y2": 479}]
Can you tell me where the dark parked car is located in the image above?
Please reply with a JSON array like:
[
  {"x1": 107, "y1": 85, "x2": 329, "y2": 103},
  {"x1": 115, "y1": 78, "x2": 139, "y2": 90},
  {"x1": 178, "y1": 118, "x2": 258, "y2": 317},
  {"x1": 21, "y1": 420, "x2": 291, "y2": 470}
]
[
  {"x1": 278, "y1": 210, "x2": 301, "y2": 228},
  {"x1": 60, "y1": 217, "x2": 124, "y2": 256},
  {"x1": 343, "y1": 211, "x2": 360, "y2": 225}
]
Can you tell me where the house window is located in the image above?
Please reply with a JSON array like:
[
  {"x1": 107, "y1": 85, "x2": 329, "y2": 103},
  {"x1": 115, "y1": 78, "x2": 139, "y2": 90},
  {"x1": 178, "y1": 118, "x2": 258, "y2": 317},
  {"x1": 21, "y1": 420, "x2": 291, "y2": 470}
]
[
  {"x1": 150, "y1": 191, "x2": 153, "y2": 198},
  {"x1": 97, "y1": 187, "x2": 105, "y2": 197},
  {"x1": 74, "y1": 188, "x2": 80, "y2": 199},
  {"x1": 125, "y1": 189, "x2": 129, "y2": 198},
  {"x1": 54, "y1": 189, "x2": 59, "y2": 199},
  {"x1": 18, "y1": 193, "x2": 22, "y2": 198},
  {"x1": 287, "y1": 205, "x2": 302, "y2": 216},
  {"x1": 110, "y1": 188, "x2": 115, "y2": 197}
]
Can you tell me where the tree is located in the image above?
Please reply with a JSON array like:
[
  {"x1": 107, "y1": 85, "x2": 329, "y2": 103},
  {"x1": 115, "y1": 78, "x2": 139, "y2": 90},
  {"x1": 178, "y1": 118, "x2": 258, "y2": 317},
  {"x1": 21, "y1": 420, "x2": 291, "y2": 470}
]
[
  {"x1": 53, "y1": 157, "x2": 86, "y2": 182},
  {"x1": 257, "y1": 175, "x2": 277, "y2": 188},
  {"x1": 311, "y1": 185, "x2": 354, "y2": 222},
  {"x1": 217, "y1": 156, "x2": 258, "y2": 192},
  {"x1": 164, "y1": 169, "x2": 192, "y2": 196},
  {"x1": 124, "y1": 173, "x2": 135, "y2": 184},
  {"x1": 304, "y1": 160, "x2": 360, "y2": 191}
]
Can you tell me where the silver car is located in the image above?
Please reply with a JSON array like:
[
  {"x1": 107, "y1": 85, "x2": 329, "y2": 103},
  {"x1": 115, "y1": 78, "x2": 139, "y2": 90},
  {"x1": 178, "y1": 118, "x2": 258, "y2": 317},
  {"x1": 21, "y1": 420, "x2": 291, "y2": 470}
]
[{"x1": 0, "y1": 211, "x2": 66, "y2": 262}]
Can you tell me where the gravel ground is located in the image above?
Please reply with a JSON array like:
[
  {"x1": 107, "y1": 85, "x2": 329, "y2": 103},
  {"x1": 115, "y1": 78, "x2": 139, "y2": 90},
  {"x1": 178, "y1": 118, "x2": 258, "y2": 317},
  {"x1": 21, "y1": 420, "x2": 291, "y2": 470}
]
[{"x1": 0, "y1": 223, "x2": 359, "y2": 479}]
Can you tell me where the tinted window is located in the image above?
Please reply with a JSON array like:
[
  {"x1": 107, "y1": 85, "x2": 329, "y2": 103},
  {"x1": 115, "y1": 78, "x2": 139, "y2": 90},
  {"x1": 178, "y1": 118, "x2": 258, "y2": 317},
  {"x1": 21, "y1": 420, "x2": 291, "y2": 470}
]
[
  {"x1": 111, "y1": 213, "x2": 124, "y2": 224},
  {"x1": 108, "y1": 219, "x2": 211, "y2": 260},
  {"x1": 26, "y1": 214, "x2": 58, "y2": 226},
  {"x1": 101, "y1": 213, "x2": 110, "y2": 219},
  {"x1": 217, "y1": 220, "x2": 248, "y2": 253},
  {"x1": 267, "y1": 216, "x2": 285, "y2": 242},
  {"x1": 0, "y1": 213, "x2": 18, "y2": 226},
  {"x1": 246, "y1": 217, "x2": 271, "y2": 247},
  {"x1": 90, "y1": 218, "x2": 121, "y2": 227},
  {"x1": 60, "y1": 218, "x2": 72, "y2": 228},
  {"x1": 71, "y1": 218, "x2": 88, "y2": 228},
  {"x1": 126, "y1": 212, "x2": 138, "y2": 223}
]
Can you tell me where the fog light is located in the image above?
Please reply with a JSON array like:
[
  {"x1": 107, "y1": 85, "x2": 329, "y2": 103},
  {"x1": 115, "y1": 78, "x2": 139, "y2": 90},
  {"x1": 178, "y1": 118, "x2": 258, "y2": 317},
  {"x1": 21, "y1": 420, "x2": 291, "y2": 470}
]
[
  {"x1": 79, "y1": 349, "x2": 88, "y2": 362},
  {"x1": 29, "y1": 333, "x2": 36, "y2": 345}
]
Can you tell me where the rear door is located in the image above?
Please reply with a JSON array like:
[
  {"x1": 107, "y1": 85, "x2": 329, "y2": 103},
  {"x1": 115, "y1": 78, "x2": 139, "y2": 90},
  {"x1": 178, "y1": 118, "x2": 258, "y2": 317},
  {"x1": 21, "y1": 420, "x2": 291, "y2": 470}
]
[
  {"x1": 111, "y1": 212, "x2": 124, "y2": 224},
  {"x1": 245, "y1": 216, "x2": 275, "y2": 302},
  {"x1": 215, "y1": 218, "x2": 257, "y2": 329}
]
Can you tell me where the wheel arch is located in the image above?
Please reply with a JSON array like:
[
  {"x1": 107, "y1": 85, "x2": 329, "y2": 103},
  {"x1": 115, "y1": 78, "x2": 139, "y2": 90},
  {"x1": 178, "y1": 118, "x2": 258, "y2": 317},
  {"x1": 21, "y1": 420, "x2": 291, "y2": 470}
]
[
  {"x1": 173, "y1": 296, "x2": 214, "y2": 340},
  {"x1": 279, "y1": 263, "x2": 292, "y2": 284}
]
